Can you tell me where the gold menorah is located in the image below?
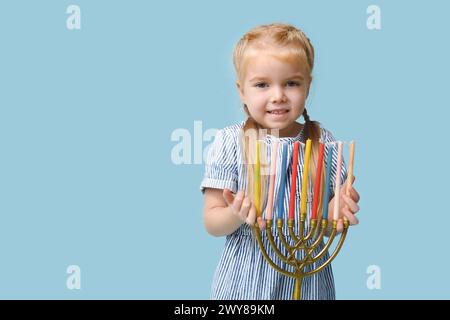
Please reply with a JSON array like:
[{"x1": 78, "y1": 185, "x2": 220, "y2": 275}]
[
  {"x1": 252, "y1": 216, "x2": 349, "y2": 300},
  {"x1": 251, "y1": 139, "x2": 354, "y2": 300}
]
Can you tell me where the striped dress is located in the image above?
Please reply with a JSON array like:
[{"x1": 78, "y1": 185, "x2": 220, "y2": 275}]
[{"x1": 200, "y1": 121, "x2": 347, "y2": 300}]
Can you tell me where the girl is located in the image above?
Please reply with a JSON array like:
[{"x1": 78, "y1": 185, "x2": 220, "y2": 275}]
[{"x1": 200, "y1": 23, "x2": 360, "y2": 300}]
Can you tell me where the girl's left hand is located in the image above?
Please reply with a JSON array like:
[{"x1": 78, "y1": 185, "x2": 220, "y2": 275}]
[{"x1": 328, "y1": 176, "x2": 361, "y2": 233}]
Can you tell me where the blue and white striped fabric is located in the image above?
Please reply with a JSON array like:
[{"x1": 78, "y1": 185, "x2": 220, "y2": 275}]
[{"x1": 200, "y1": 121, "x2": 347, "y2": 300}]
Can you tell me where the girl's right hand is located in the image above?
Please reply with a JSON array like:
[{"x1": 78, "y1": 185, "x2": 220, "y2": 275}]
[{"x1": 223, "y1": 189, "x2": 266, "y2": 230}]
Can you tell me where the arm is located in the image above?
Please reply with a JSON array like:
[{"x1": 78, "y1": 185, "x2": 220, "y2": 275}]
[
  {"x1": 203, "y1": 188, "x2": 244, "y2": 237},
  {"x1": 203, "y1": 188, "x2": 264, "y2": 237}
]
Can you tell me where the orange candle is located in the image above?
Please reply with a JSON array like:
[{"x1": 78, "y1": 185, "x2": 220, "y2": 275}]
[{"x1": 346, "y1": 141, "x2": 355, "y2": 196}]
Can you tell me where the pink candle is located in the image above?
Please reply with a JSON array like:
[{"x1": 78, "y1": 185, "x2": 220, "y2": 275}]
[
  {"x1": 311, "y1": 143, "x2": 325, "y2": 220},
  {"x1": 288, "y1": 142, "x2": 300, "y2": 220},
  {"x1": 333, "y1": 142, "x2": 343, "y2": 221},
  {"x1": 266, "y1": 141, "x2": 278, "y2": 221}
]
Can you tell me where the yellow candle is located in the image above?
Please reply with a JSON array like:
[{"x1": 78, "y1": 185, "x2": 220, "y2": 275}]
[
  {"x1": 346, "y1": 141, "x2": 355, "y2": 196},
  {"x1": 300, "y1": 139, "x2": 312, "y2": 215},
  {"x1": 254, "y1": 140, "x2": 261, "y2": 217}
]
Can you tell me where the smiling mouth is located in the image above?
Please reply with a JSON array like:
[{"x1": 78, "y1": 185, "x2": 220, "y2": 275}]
[{"x1": 267, "y1": 110, "x2": 289, "y2": 114}]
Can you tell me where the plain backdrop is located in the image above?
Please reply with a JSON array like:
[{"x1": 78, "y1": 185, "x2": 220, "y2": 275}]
[{"x1": 0, "y1": 0, "x2": 448, "y2": 299}]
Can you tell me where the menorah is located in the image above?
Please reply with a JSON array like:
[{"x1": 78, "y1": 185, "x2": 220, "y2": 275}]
[{"x1": 251, "y1": 138, "x2": 355, "y2": 300}]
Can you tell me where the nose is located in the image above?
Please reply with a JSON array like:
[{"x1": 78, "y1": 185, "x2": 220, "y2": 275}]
[{"x1": 270, "y1": 85, "x2": 287, "y2": 104}]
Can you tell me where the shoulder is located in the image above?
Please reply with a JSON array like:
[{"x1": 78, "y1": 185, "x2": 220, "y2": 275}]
[
  {"x1": 319, "y1": 126, "x2": 338, "y2": 143},
  {"x1": 213, "y1": 121, "x2": 245, "y2": 145},
  {"x1": 219, "y1": 121, "x2": 245, "y2": 138},
  {"x1": 206, "y1": 122, "x2": 244, "y2": 160}
]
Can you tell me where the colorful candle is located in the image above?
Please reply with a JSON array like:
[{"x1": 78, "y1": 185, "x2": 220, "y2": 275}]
[
  {"x1": 277, "y1": 144, "x2": 288, "y2": 220},
  {"x1": 300, "y1": 139, "x2": 312, "y2": 216},
  {"x1": 322, "y1": 145, "x2": 334, "y2": 220},
  {"x1": 254, "y1": 140, "x2": 261, "y2": 217},
  {"x1": 346, "y1": 141, "x2": 355, "y2": 196},
  {"x1": 288, "y1": 142, "x2": 300, "y2": 220},
  {"x1": 311, "y1": 143, "x2": 325, "y2": 220},
  {"x1": 266, "y1": 141, "x2": 278, "y2": 221},
  {"x1": 333, "y1": 141, "x2": 343, "y2": 221}
]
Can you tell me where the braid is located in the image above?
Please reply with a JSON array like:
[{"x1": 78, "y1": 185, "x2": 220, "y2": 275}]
[{"x1": 303, "y1": 108, "x2": 311, "y2": 123}]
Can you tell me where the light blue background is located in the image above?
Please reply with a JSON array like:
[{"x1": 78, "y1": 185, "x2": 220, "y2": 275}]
[{"x1": 0, "y1": 0, "x2": 448, "y2": 299}]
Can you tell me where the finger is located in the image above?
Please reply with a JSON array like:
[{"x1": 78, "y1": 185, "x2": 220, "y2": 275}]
[
  {"x1": 347, "y1": 175, "x2": 356, "y2": 187},
  {"x1": 257, "y1": 216, "x2": 266, "y2": 230},
  {"x1": 342, "y1": 175, "x2": 355, "y2": 188},
  {"x1": 342, "y1": 206, "x2": 359, "y2": 225},
  {"x1": 223, "y1": 189, "x2": 235, "y2": 207},
  {"x1": 232, "y1": 191, "x2": 245, "y2": 213},
  {"x1": 344, "y1": 176, "x2": 356, "y2": 195},
  {"x1": 239, "y1": 197, "x2": 251, "y2": 221},
  {"x1": 327, "y1": 197, "x2": 334, "y2": 218},
  {"x1": 342, "y1": 194, "x2": 360, "y2": 213},
  {"x1": 350, "y1": 187, "x2": 360, "y2": 203},
  {"x1": 246, "y1": 203, "x2": 257, "y2": 225},
  {"x1": 336, "y1": 219, "x2": 344, "y2": 233}
]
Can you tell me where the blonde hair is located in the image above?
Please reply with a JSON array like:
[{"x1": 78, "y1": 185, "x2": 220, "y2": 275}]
[{"x1": 234, "y1": 23, "x2": 326, "y2": 220}]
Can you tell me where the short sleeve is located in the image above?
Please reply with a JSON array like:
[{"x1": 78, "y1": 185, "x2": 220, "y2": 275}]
[
  {"x1": 200, "y1": 129, "x2": 238, "y2": 194},
  {"x1": 322, "y1": 128, "x2": 348, "y2": 201}
]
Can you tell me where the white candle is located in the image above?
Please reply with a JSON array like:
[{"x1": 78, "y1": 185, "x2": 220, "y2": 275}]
[{"x1": 333, "y1": 142, "x2": 343, "y2": 221}]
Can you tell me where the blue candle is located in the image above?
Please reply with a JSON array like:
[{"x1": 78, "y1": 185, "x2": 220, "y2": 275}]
[
  {"x1": 322, "y1": 144, "x2": 334, "y2": 220},
  {"x1": 277, "y1": 144, "x2": 288, "y2": 220}
]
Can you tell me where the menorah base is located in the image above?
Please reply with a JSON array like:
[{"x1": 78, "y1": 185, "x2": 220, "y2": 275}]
[
  {"x1": 294, "y1": 277, "x2": 302, "y2": 300},
  {"x1": 253, "y1": 218, "x2": 349, "y2": 301}
]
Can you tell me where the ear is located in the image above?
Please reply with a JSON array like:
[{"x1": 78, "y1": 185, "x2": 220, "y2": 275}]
[{"x1": 236, "y1": 81, "x2": 245, "y2": 103}]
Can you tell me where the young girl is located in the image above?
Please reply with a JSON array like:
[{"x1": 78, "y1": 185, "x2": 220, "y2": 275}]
[{"x1": 200, "y1": 23, "x2": 360, "y2": 300}]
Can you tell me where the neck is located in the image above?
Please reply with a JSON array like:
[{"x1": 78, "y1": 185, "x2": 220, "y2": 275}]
[{"x1": 276, "y1": 122, "x2": 303, "y2": 138}]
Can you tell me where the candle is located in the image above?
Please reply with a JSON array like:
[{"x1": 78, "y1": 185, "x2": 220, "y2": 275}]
[
  {"x1": 266, "y1": 141, "x2": 278, "y2": 221},
  {"x1": 254, "y1": 140, "x2": 261, "y2": 217},
  {"x1": 288, "y1": 142, "x2": 300, "y2": 220},
  {"x1": 333, "y1": 141, "x2": 343, "y2": 221},
  {"x1": 311, "y1": 143, "x2": 325, "y2": 220},
  {"x1": 322, "y1": 145, "x2": 334, "y2": 220},
  {"x1": 300, "y1": 139, "x2": 312, "y2": 216},
  {"x1": 346, "y1": 141, "x2": 355, "y2": 196},
  {"x1": 277, "y1": 144, "x2": 288, "y2": 220}
]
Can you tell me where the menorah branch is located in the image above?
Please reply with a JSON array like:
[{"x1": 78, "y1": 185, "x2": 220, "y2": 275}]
[{"x1": 251, "y1": 139, "x2": 355, "y2": 300}]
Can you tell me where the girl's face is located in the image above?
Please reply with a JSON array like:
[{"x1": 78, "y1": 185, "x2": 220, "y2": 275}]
[{"x1": 237, "y1": 54, "x2": 310, "y2": 137}]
